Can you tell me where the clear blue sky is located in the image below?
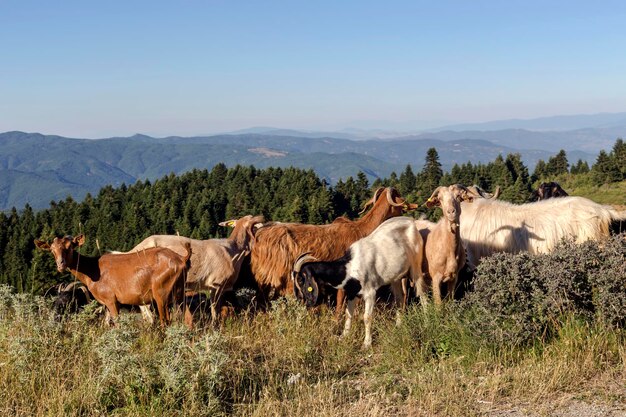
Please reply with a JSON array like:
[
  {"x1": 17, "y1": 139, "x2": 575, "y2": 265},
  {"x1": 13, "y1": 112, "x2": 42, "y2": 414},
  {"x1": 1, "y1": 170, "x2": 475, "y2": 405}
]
[{"x1": 1, "y1": 0, "x2": 626, "y2": 137}]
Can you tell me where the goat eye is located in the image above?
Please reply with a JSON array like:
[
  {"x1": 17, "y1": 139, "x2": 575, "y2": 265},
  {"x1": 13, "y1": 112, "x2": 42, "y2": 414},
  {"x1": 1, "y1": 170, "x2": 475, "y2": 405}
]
[{"x1": 307, "y1": 286, "x2": 313, "y2": 292}]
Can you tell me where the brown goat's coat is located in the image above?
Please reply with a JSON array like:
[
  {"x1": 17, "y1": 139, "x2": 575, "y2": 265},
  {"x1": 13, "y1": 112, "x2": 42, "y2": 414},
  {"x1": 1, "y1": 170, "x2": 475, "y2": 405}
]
[
  {"x1": 250, "y1": 188, "x2": 417, "y2": 307},
  {"x1": 35, "y1": 235, "x2": 191, "y2": 326}
]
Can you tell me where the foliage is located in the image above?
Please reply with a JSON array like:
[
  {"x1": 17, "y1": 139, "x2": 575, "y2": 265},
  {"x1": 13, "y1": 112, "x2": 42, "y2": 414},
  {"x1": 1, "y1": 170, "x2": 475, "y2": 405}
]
[
  {"x1": 591, "y1": 139, "x2": 625, "y2": 185},
  {"x1": 3, "y1": 140, "x2": 626, "y2": 295},
  {"x1": 570, "y1": 158, "x2": 590, "y2": 175},
  {"x1": 0, "y1": 267, "x2": 624, "y2": 416},
  {"x1": 461, "y1": 235, "x2": 626, "y2": 346}
]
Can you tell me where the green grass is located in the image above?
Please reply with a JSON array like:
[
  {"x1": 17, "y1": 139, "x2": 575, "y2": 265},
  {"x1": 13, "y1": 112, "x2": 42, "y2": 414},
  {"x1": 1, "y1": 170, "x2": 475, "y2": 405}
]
[
  {"x1": 0, "y1": 290, "x2": 623, "y2": 417},
  {"x1": 542, "y1": 175, "x2": 626, "y2": 206}
]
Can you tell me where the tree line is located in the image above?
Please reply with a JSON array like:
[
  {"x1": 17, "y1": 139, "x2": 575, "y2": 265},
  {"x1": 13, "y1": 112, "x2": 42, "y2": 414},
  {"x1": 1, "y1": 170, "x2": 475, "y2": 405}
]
[{"x1": 1, "y1": 139, "x2": 624, "y2": 294}]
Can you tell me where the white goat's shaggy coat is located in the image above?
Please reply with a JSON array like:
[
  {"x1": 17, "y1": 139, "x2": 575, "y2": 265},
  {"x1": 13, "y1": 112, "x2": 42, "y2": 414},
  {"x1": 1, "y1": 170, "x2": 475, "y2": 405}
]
[{"x1": 460, "y1": 195, "x2": 626, "y2": 266}]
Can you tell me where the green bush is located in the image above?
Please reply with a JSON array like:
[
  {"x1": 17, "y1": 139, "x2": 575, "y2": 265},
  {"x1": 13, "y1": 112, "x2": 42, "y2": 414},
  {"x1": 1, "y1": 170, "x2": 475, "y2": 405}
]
[
  {"x1": 461, "y1": 234, "x2": 626, "y2": 346},
  {"x1": 588, "y1": 235, "x2": 626, "y2": 327}
]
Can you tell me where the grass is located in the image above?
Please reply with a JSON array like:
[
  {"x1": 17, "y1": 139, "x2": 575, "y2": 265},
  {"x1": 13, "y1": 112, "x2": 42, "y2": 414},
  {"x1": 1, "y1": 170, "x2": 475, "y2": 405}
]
[
  {"x1": 544, "y1": 176, "x2": 626, "y2": 206},
  {"x1": 0, "y1": 291, "x2": 623, "y2": 417}
]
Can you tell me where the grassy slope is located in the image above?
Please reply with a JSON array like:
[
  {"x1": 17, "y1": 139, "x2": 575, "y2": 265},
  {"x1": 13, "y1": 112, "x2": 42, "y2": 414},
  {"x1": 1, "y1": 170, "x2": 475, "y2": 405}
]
[
  {"x1": 534, "y1": 176, "x2": 626, "y2": 206},
  {"x1": 569, "y1": 180, "x2": 626, "y2": 206},
  {"x1": 0, "y1": 294, "x2": 623, "y2": 417}
]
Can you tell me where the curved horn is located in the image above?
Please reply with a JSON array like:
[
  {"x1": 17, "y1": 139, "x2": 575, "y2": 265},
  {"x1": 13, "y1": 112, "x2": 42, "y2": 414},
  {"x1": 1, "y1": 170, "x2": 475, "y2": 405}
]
[
  {"x1": 63, "y1": 281, "x2": 80, "y2": 292},
  {"x1": 293, "y1": 252, "x2": 318, "y2": 273},
  {"x1": 359, "y1": 187, "x2": 385, "y2": 214},
  {"x1": 469, "y1": 185, "x2": 500, "y2": 200},
  {"x1": 386, "y1": 187, "x2": 406, "y2": 207}
]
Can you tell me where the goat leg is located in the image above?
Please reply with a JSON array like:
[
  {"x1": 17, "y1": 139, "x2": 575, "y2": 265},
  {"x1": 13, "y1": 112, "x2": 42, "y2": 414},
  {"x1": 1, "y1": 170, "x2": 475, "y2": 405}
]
[
  {"x1": 362, "y1": 292, "x2": 375, "y2": 349},
  {"x1": 342, "y1": 298, "x2": 356, "y2": 337}
]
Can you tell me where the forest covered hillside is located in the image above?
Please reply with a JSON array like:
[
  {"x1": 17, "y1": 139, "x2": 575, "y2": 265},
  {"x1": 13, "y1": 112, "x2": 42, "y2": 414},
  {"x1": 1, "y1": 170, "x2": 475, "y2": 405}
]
[
  {"x1": 0, "y1": 130, "x2": 599, "y2": 210},
  {"x1": 1, "y1": 138, "x2": 624, "y2": 294}
]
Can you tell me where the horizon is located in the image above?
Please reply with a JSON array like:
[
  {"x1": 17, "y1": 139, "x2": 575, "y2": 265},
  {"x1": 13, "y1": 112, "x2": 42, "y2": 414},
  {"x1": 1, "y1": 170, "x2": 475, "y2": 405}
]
[
  {"x1": 3, "y1": 109, "x2": 626, "y2": 141},
  {"x1": 2, "y1": 1, "x2": 626, "y2": 137}
]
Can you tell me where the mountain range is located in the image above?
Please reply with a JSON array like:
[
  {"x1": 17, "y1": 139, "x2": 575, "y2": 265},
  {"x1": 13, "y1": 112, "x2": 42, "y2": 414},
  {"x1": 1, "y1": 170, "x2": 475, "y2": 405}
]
[{"x1": 1, "y1": 112, "x2": 625, "y2": 211}]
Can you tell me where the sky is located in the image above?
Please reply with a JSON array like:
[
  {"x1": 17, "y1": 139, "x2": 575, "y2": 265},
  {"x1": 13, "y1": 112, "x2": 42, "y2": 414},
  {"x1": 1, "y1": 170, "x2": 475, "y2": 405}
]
[{"x1": 1, "y1": 0, "x2": 626, "y2": 138}]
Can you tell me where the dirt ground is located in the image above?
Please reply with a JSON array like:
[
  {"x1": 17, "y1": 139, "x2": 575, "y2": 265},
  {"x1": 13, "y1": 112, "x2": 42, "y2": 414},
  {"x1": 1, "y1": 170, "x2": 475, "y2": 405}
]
[{"x1": 485, "y1": 398, "x2": 625, "y2": 417}]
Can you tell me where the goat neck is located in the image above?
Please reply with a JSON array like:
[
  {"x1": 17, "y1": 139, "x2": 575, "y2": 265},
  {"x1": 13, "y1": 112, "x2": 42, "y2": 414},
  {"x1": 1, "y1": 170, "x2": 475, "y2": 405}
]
[
  {"x1": 447, "y1": 217, "x2": 460, "y2": 235},
  {"x1": 356, "y1": 189, "x2": 403, "y2": 235},
  {"x1": 66, "y1": 253, "x2": 101, "y2": 287}
]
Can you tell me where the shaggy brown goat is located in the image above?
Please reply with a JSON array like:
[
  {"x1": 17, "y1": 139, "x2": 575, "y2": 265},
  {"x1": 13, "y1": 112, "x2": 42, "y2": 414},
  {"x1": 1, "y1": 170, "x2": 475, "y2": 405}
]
[
  {"x1": 250, "y1": 187, "x2": 418, "y2": 314},
  {"x1": 35, "y1": 235, "x2": 191, "y2": 327}
]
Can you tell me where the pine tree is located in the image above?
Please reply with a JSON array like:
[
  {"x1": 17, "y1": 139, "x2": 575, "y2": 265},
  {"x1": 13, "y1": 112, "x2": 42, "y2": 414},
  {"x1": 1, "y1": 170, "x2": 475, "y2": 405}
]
[
  {"x1": 533, "y1": 159, "x2": 547, "y2": 181},
  {"x1": 545, "y1": 150, "x2": 569, "y2": 176},
  {"x1": 399, "y1": 164, "x2": 416, "y2": 196},
  {"x1": 417, "y1": 148, "x2": 443, "y2": 197},
  {"x1": 592, "y1": 150, "x2": 621, "y2": 185},
  {"x1": 489, "y1": 154, "x2": 514, "y2": 190},
  {"x1": 610, "y1": 138, "x2": 626, "y2": 179},
  {"x1": 502, "y1": 154, "x2": 532, "y2": 202},
  {"x1": 570, "y1": 159, "x2": 590, "y2": 175}
]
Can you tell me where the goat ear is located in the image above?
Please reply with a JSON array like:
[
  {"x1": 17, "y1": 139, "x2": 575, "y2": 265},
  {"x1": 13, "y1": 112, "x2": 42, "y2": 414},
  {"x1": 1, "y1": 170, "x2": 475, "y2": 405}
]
[
  {"x1": 425, "y1": 196, "x2": 440, "y2": 208},
  {"x1": 219, "y1": 219, "x2": 237, "y2": 228},
  {"x1": 73, "y1": 234, "x2": 85, "y2": 247},
  {"x1": 34, "y1": 239, "x2": 50, "y2": 251}
]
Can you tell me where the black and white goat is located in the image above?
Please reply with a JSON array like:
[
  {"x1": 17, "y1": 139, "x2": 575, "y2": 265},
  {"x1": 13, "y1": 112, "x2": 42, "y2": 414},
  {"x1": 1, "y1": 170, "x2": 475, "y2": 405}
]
[{"x1": 292, "y1": 216, "x2": 424, "y2": 348}]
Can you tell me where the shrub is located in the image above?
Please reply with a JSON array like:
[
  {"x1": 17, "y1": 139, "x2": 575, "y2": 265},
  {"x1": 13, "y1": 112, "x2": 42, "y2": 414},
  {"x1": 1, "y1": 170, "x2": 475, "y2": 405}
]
[
  {"x1": 588, "y1": 235, "x2": 626, "y2": 327},
  {"x1": 157, "y1": 325, "x2": 227, "y2": 413},
  {"x1": 461, "y1": 234, "x2": 626, "y2": 346}
]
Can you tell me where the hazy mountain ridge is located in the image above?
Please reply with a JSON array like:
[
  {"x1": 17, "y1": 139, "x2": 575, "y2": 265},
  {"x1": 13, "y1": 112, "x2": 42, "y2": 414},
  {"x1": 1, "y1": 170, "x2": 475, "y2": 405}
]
[
  {"x1": 0, "y1": 129, "x2": 603, "y2": 210},
  {"x1": 220, "y1": 112, "x2": 626, "y2": 147},
  {"x1": 434, "y1": 112, "x2": 626, "y2": 132}
]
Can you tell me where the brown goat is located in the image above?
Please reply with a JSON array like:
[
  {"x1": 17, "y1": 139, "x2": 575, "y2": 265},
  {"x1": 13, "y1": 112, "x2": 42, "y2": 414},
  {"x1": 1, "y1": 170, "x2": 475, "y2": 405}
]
[
  {"x1": 414, "y1": 185, "x2": 474, "y2": 305},
  {"x1": 250, "y1": 187, "x2": 418, "y2": 313},
  {"x1": 124, "y1": 215, "x2": 265, "y2": 324},
  {"x1": 35, "y1": 235, "x2": 191, "y2": 326}
]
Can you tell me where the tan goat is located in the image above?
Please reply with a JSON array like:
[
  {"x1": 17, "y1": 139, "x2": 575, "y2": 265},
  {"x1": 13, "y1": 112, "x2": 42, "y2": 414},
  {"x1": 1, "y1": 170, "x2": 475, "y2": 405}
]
[
  {"x1": 414, "y1": 184, "x2": 474, "y2": 305},
  {"x1": 125, "y1": 215, "x2": 265, "y2": 324}
]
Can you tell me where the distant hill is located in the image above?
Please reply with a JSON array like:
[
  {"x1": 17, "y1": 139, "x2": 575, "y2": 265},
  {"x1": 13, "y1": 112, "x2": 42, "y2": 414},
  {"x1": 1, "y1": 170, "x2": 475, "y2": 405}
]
[
  {"x1": 395, "y1": 128, "x2": 624, "y2": 154},
  {"x1": 222, "y1": 112, "x2": 626, "y2": 146},
  {"x1": 433, "y1": 112, "x2": 626, "y2": 132},
  {"x1": 0, "y1": 131, "x2": 599, "y2": 210}
]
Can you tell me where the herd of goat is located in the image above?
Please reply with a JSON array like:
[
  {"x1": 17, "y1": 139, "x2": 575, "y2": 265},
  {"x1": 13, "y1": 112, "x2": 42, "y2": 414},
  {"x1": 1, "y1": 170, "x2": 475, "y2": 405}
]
[{"x1": 35, "y1": 181, "x2": 626, "y2": 347}]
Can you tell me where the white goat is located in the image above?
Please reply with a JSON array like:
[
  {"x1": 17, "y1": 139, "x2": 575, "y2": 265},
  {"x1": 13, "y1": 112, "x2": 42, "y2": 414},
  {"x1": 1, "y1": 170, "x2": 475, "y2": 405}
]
[
  {"x1": 292, "y1": 216, "x2": 424, "y2": 348},
  {"x1": 125, "y1": 215, "x2": 265, "y2": 324},
  {"x1": 414, "y1": 184, "x2": 473, "y2": 305},
  {"x1": 458, "y1": 187, "x2": 626, "y2": 267}
]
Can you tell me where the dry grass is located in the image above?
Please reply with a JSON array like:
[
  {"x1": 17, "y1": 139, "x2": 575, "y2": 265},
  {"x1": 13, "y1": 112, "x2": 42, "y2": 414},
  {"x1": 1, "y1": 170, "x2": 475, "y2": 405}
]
[{"x1": 0, "y1": 290, "x2": 623, "y2": 417}]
